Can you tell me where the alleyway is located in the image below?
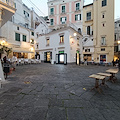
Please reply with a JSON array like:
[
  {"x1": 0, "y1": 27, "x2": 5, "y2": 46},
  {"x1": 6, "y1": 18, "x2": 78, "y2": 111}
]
[{"x1": 0, "y1": 63, "x2": 120, "y2": 120}]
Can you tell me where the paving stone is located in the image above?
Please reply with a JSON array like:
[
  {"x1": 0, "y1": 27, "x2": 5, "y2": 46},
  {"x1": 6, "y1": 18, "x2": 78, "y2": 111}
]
[
  {"x1": 46, "y1": 107, "x2": 66, "y2": 120},
  {"x1": 0, "y1": 64, "x2": 120, "y2": 120},
  {"x1": 67, "y1": 108, "x2": 86, "y2": 120}
]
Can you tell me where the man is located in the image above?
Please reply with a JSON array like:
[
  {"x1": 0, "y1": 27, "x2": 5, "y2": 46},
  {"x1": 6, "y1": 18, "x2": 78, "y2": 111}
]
[{"x1": 118, "y1": 57, "x2": 120, "y2": 71}]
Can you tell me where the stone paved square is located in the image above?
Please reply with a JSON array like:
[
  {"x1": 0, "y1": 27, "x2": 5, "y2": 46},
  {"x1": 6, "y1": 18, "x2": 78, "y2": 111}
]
[{"x1": 0, "y1": 63, "x2": 120, "y2": 120}]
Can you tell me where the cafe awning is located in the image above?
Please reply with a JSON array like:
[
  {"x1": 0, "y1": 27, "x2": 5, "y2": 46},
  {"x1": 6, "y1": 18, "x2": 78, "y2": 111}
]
[{"x1": 13, "y1": 48, "x2": 33, "y2": 53}]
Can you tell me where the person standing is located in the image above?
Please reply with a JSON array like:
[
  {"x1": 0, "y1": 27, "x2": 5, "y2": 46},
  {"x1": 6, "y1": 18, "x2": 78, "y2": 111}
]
[
  {"x1": 118, "y1": 57, "x2": 120, "y2": 71},
  {"x1": 112, "y1": 59, "x2": 115, "y2": 67},
  {"x1": 12, "y1": 54, "x2": 16, "y2": 71}
]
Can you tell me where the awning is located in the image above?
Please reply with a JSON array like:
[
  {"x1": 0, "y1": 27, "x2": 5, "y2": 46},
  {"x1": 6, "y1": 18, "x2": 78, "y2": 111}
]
[{"x1": 13, "y1": 48, "x2": 34, "y2": 53}]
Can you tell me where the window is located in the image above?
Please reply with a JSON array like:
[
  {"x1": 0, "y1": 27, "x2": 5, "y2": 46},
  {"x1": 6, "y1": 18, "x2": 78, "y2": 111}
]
[
  {"x1": 17, "y1": 26, "x2": 19, "y2": 30},
  {"x1": 115, "y1": 34, "x2": 117, "y2": 41},
  {"x1": 102, "y1": 13, "x2": 105, "y2": 18},
  {"x1": 87, "y1": 12, "x2": 91, "y2": 21},
  {"x1": 101, "y1": 48, "x2": 105, "y2": 51},
  {"x1": 103, "y1": 23, "x2": 105, "y2": 27},
  {"x1": 114, "y1": 46, "x2": 118, "y2": 52},
  {"x1": 15, "y1": 33, "x2": 20, "y2": 41},
  {"x1": 60, "y1": 17, "x2": 67, "y2": 24},
  {"x1": 31, "y1": 32, "x2": 34, "y2": 36},
  {"x1": 85, "y1": 49, "x2": 90, "y2": 52},
  {"x1": 101, "y1": 37, "x2": 106, "y2": 45},
  {"x1": 23, "y1": 10, "x2": 29, "y2": 18},
  {"x1": 102, "y1": 0, "x2": 107, "y2": 7},
  {"x1": 75, "y1": 14, "x2": 81, "y2": 21},
  {"x1": 46, "y1": 39, "x2": 49, "y2": 46},
  {"x1": 62, "y1": 6, "x2": 65, "y2": 13},
  {"x1": 87, "y1": 26, "x2": 90, "y2": 35},
  {"x1": 14, "y1": 3, "x2": 16, "y2": 8},
  {"x1": 60, "y1": 35, "x2": 64, "y2": 43},
  {"x1": 76, "y1": 3, "x2": 80, "y2": 11},
  {"x1": 36, "y1": 44, "x2": 39, "y2": 49},
  {"x1": 50, "y1": 19, "x2": 54, "y2": 25},
  {"x1": 50, "y1": 8, "x2": 54, "y2": 15},
  {"x1": 23, "y1": 35, "x2": 26, "y2": 42},
  {"x1": 100, "y1": 55, "x2": 106, "y2": 62}
]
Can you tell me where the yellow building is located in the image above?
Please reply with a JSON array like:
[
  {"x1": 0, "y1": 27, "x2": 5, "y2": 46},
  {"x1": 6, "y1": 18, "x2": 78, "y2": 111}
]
[{"x1": 83, "y1": 0, "x2": 114, "y2": 63}]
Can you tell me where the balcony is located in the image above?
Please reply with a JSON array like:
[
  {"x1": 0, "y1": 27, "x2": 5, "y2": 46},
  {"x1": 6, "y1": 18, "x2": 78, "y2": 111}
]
[
  {"x1": 0, "y1": 0, "x2": 15, "y2": 8},
  {"x1": 0, "y1": 0, "x2": 16, "y2": 27}
]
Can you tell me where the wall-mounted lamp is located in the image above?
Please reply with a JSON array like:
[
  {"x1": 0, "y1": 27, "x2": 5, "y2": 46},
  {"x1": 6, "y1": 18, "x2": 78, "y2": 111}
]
[{"x1": 73, "y1": 33, "x2": 77, "y2": 37}]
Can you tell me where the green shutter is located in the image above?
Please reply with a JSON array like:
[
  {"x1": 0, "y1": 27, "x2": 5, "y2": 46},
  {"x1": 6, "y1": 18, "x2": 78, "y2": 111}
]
[
  {"x1": 23, "y1": 35, "x2": 26, "y2": 42},
  {"x1": 60, "y1": 18, "x2": 62, "y2": 22},
  {"x1": 75, "y1": 15, "x2": 77, "y2": 21},
  {"x1": 65, "y1": 17, "x2": 67, "y2": 21},
  {"x1": 15, "y1": 33, "x2": 20, "y2": 41}
]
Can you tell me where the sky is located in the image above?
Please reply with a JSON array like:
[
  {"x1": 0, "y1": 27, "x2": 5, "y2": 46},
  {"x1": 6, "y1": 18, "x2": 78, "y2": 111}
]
[{"x1": 22, "y1": 0, "x2": 120, "y2": 19}]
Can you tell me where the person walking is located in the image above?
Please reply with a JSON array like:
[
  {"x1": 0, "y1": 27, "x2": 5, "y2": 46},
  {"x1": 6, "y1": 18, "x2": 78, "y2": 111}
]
[{"x1": 112, "y1": 59, "x2": 115, "y2": 67}]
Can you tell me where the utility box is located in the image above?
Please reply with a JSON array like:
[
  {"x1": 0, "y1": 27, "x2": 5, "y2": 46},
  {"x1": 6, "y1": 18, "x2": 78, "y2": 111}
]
[{"x1": 3, "y1": 64, "x2": 10, "y2": 73}]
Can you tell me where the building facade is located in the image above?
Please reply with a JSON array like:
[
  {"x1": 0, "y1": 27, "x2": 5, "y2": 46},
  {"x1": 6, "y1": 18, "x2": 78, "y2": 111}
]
[
  {"x1": 35, "y1": 27, "x2": 83, "y2": 64},
  {"x1": 93, "y1": 0, "x2": 114, "y2": 63},
  {"x1": 0, "y1": 0, "x2": 36, "y2": 59},
  {"x1": 114, "y1": 18, "x2": 120, "y2": 60},
  {"x1": 47, "y1": 0, "x2": 83, "y2": 33}
]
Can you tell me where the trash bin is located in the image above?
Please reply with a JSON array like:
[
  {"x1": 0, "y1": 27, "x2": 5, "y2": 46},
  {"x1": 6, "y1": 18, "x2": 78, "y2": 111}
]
[{"x1": 3, "y1": 64, "x2": 10, "y2": 79}]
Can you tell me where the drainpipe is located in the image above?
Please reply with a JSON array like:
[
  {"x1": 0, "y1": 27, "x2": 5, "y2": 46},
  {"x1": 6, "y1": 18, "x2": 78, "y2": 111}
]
[{"x1": 0, "y1": 8, "x2": 3, "y2": 28}]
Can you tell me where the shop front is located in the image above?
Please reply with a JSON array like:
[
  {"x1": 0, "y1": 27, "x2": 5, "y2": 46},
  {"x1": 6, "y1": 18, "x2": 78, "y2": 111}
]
[
  {"x1": 13, "y1": 48, "x2": 34, "y2": 59},
  {"x1": 56, "y1": 51, "x2": 67, "y2": 65},
  {"x1": 44, "y1": 52, "x2": 52, "y2": 63}
]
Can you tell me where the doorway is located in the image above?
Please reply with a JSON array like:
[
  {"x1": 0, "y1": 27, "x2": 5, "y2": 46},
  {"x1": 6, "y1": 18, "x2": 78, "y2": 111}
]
[
  {"x1": 56, "y1": 53, "x2": 67, "y2": 65},
  {"x1": 44, "y1": 52, "x2": 52, "y2": 63}
]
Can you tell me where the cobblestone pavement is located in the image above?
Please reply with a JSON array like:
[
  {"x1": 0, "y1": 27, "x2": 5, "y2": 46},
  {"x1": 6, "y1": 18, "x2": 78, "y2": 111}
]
[{"x1": 0, "y1": 63, "x2": 120, "y2": 120}]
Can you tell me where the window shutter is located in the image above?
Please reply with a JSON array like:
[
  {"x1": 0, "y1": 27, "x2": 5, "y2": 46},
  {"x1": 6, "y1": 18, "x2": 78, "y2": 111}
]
[
  {"x1": 65, "y1": 17, "x2": 67, "y2": 21},
  {"x1": 60, "y1": 18, "x2": 62, "y2": 22},
  {"x1": 75, "y1": 15, "x2": 77, "y2": 21}
]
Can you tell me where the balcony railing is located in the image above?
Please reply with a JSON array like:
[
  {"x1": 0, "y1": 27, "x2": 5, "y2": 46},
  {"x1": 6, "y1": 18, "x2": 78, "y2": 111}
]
[{"x1": 0, "y1": 0, "x2": 15, "y2": 8}]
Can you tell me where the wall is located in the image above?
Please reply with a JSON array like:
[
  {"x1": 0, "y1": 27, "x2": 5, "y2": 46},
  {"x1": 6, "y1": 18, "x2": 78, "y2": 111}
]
[{"x1": 93, "y1": 0, "x2": 114, "y2": 63}]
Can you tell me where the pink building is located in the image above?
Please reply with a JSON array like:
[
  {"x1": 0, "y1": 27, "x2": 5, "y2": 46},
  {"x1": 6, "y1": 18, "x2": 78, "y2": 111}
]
[{"x1": 47, "y1": 0, "x2": 84, "y2": 33}]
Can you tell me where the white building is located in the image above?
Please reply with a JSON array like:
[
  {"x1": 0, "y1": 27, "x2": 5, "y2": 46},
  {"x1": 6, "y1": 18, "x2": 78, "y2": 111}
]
[
  {"x1": 35, "y1": 26, "x2": 83, "y2": 64},
  {"x1": 0, "y1": 0, "x2": 36, "y2": 59}
]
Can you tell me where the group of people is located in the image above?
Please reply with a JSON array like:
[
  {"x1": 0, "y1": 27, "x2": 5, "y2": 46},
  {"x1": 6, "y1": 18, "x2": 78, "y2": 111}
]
[
  {"x1": 112, "y1": 58, "x2": 120, "y2": 70},
  {"x1": 1, "y1": 54, "x2": 17, "y2": 71}
]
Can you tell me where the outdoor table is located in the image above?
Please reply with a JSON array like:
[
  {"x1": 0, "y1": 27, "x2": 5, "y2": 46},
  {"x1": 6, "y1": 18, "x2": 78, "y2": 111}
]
[
  {"x1": 97, "y1": 73, "x2": 112, "y2": 87},
  {"x1": 89, "y1": 74, "x2": 106, "y2": 93},
  {"x1": 106, "y1": 69, "x2": 119, "y2": 83}
]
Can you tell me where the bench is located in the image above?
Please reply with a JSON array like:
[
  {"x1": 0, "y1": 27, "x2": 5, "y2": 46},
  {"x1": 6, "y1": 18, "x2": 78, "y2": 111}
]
[{"x1": 89, "y1": 74, "x2": 106, "y2": 93}]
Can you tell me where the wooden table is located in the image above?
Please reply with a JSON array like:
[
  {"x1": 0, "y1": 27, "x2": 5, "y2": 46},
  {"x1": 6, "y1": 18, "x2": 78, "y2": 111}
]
[
  {"x1": 106, "y1": 69, "x2": 119, "y2": 83},
  {"x1": 97, "y1": 73, "x2": 112, "y2": 87},
  {"x1": 89, "y1": 74, "x2": 106, "y2": 93}
]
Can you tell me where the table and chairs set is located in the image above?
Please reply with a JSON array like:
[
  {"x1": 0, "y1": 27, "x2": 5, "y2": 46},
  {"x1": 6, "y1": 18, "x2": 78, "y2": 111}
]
[
  {"x1": 89, "y1": 68, "x2": 119, "y2": 93},
  {"x1": 8, "y1": 58, "x2": 41, "y2": 65}
]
